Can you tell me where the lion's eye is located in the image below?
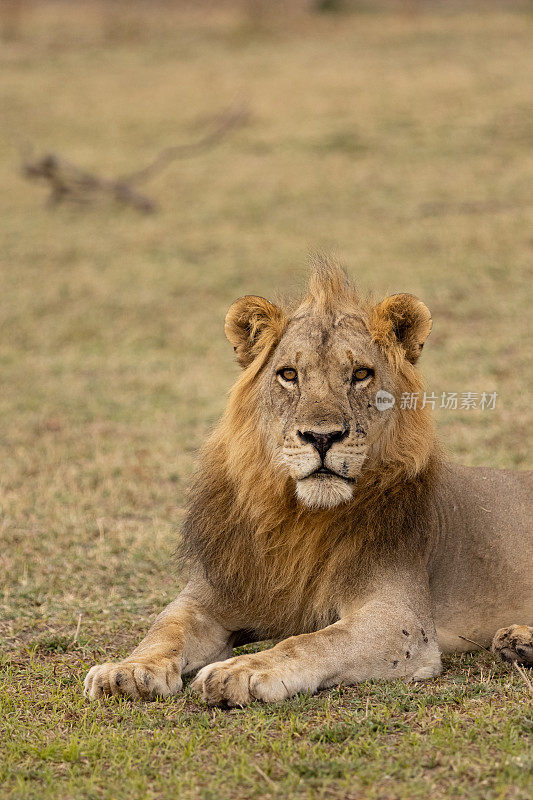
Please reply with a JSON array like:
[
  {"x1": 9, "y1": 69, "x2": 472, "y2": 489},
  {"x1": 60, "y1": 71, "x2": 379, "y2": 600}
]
[
  {"x1": 278, "y1": 368, "x2": 298, "y2": 382},
  {"x1": 353, "y1": 368, "x2": 373, "y2": 382}
]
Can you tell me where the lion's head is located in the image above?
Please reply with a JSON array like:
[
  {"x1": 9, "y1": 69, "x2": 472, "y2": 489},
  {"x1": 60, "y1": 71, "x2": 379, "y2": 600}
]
[
  {"x1": 223, "y1": 258, "x2": 433, "y2": 510},
  {"x1": 183, "y1": 258, "x2": 439, "y2": 628}
]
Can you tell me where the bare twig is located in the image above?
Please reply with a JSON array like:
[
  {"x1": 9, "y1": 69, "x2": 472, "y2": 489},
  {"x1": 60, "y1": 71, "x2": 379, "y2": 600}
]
[
  {"x1": 73, "y1": 614, "x2": 82, "y2": 644},
  {"x1": 457, "y1": 634, "x2": 493, "y2": 654},
  {"x1": 22, "y1": 152, "x2": 156, "y2": 212},
  {"x1": 21, "y1": 102, "x2": 249, "y2": 213},
  {"x1": 460, "y1": 634, "x2": 533, "y2": 692},
  {"x1": 253, "y1": 764, "x2": 276, "y2": 788},
  {"x1": 513, "y1": 662, "x2": 533, "y2": 698},
  {"x1": 120, "y1": 101, "x2": 249, "y2": 185}
]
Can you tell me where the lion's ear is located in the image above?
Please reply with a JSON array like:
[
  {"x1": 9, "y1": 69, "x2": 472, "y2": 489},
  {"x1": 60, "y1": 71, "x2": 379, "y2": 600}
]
[
  {"x1": 225, "y1": 295, "x2": 287, "y2": 368},
  {"x1": 372, "y1": 293, "x2": 432, "y2": 364}
]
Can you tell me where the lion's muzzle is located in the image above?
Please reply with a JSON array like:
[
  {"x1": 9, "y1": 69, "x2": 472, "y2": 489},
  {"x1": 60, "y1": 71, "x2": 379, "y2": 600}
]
[{"x1": 297, "y1": 426, "x2": 350, "y2": 461}]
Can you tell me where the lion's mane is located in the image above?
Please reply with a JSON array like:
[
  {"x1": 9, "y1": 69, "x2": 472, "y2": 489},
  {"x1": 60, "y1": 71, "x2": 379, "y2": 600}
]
[{"x1": 180, "y1": 263, "x2": 442, "y2": 637}]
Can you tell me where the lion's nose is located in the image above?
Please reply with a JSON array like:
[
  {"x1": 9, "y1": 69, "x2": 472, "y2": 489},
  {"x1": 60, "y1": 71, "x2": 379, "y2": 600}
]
[{"x1": 298, "y1": 428, "x2": 349, "y2": 461}]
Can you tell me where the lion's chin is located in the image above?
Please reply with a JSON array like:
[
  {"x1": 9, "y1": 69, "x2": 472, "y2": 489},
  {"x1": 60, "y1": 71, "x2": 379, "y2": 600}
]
[{"x1": 295, "y1": 474, "x2": 355, "y2": 509}]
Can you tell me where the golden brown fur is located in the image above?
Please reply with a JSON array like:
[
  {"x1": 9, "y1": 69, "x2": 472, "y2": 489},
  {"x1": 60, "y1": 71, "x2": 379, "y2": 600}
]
[
  {"x1": 85, "y1": 258, "x2": 532, "y2": 705},
  {"x1": 179, "y1": 257, "x2": 440, "y2": 637},
  {"x1": 181, "y1": 385, "x2": 438, "y2": 638}
]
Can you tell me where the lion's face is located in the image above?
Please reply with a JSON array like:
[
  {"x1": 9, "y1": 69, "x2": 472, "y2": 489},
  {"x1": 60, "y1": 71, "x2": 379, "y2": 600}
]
[
  {"x1": 224, "y1": 261, "x2": 432, "y2": 510},
  {"x1": 262, "y1": 314, "x2": 396, "y2": 508}
]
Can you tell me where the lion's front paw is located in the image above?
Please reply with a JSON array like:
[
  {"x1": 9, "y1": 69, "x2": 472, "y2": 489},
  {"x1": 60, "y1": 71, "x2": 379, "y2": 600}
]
[
  {"x1": 191, "y1": 654, "x2": 304, "y2": 707},
  {"x1": 84, "y1": 657, "x2": 182, "y2": 700},
  {"x1": 492, "y1": 625, "x2": 533, "y2": 667}
]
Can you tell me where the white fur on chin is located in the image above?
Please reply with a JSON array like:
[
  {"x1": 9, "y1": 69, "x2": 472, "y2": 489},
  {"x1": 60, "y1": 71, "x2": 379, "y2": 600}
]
[{"x1": 295, "y1": 474, "x2": 354, "y2": 509}]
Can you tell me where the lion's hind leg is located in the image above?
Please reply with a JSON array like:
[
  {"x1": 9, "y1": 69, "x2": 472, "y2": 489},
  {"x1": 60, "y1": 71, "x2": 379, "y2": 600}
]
[{"x1": 492, "y1": 625, "x2": 533, "y2": 667}]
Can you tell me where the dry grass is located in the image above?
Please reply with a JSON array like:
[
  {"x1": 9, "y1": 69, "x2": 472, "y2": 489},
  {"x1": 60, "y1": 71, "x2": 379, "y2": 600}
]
[{"x1": 0, "y1": 3, "x2": 532, "y2": 799}]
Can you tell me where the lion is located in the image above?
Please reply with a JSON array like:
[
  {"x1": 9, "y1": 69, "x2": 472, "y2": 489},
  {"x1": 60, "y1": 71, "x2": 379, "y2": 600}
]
[{"x1": 84, "y1": 258, "x2": 533, "y2": 705}]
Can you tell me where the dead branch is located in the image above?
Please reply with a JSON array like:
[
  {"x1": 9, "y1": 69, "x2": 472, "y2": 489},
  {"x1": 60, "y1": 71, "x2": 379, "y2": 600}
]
[
  {"x1": 22, "y1": 153, "x2": 156, "y2": 212},
  {"x1": 120, "y1": 101, "x2": 249, "y2": 186},
  {"x1": 21, "y1": 102, "x2": 249, "y2": 213},
  {"x1": 513, "y1": 662, "x2": 533, "y2": 698}
]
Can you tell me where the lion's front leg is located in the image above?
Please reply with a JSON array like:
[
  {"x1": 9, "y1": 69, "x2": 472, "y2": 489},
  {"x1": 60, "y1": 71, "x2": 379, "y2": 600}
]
[
  {"x1": 192, "y1": 572, "x2": 442, "y2": 707},
  {"x1": 84, "y1": 581, "x2": 232, "y2": 700},
  {"x1": 191, "y1": 647, "x2": 314, "y2": 706}
]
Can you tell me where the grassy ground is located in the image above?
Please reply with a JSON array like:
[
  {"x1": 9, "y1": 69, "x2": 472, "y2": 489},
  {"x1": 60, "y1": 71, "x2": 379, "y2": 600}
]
[{"x1": 1, "y1": 3, "x2": 532, "y2": 799}]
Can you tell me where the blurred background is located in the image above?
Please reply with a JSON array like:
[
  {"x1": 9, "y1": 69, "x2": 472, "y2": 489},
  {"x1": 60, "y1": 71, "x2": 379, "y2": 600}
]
[
  {"x1": 1, "y1": 4, "x2": 533, "y2": 798},
  {"x1": 1, "y1": 0, "x2": 532, "y2": 653}
]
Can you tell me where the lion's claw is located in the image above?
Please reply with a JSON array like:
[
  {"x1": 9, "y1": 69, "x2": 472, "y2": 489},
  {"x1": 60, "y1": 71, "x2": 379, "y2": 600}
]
[
  {"x1": 84, "y1": 658, "x2": 182, "y2": 700},
  {"x1": 191, "y1": 653, "x2": 309, "y2": 707}
]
